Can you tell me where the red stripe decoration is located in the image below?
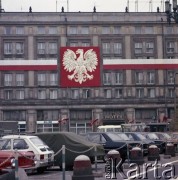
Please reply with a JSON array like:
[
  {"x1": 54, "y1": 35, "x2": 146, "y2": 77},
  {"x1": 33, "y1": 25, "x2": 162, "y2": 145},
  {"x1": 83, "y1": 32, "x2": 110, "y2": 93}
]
[
  {"x1": 103, "y1": 64, "x2": 178, "y2": 70},
  {"x1": 103, "y1": 59, "x2": 178, "y2": 70},
  {"x1": 0, "y1": 60, "x2": 57, "y2": 71},
  {"x1": 0, "y1": 65, "x2": 57, "y2": 71}
]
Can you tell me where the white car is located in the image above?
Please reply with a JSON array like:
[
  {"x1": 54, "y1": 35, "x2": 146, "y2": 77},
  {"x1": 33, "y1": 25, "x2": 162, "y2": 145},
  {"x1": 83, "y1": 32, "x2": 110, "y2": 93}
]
[{"x1": 0, "y1": 135, "x2": 54, "y2": 173}]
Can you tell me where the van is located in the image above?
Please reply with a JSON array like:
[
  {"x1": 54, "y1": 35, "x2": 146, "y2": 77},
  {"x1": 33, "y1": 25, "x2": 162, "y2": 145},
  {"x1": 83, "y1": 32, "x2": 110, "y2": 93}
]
[{"x1": 97, "y1": 125, "x2": 122, "y2": 132}]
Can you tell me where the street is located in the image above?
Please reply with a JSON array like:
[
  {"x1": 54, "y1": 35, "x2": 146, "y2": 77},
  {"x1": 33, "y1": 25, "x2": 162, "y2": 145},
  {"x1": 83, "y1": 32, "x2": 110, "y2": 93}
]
[{"x1": 27, "y1": 154, "x2": 178, "y2": 180}]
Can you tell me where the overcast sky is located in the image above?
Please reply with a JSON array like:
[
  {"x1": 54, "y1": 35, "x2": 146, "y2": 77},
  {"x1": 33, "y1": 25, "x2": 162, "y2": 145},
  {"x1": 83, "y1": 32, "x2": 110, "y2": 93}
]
[{"x1": 2, "y1": 0, "x2": 165, "y2": 13}]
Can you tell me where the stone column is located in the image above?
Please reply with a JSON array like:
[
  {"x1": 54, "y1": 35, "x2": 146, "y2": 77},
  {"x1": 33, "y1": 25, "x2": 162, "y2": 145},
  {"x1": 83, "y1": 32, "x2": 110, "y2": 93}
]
[
  {"x1": 59, "y1": 109, "x2": 69, "y2": 132},
  {"x1": 26, "y1": 110, "x2": 37, "y2": 133},
  {"x1": 91, "y1": 109, "x2": 103, "y2": 132},
  {"x1": 125, "y1": 108, "x2": 135, "y2": 123}
]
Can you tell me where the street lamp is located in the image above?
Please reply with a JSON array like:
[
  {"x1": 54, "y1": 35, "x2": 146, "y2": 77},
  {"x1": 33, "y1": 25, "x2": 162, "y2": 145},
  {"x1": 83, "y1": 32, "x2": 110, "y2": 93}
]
[{"x1": 165, "y1": 0, "x2": 178, "y2": 24}]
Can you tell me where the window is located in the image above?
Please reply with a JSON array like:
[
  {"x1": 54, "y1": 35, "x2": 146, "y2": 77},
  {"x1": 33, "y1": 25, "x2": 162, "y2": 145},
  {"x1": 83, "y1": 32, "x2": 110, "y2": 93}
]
[
  {"x1": 48, "y1": 42, "x2": 57, "y2": 54},
  {"x1": 37, "y1": 42, "x2": 46, "y2": 54},
  {"x1": 113, "y1": 27, "x2": 120, "y2": 34},
  {"x1": 70, "y1": 42, "x2": 78, "y2": 47},
  {"x1": 166, "y1": 42, "x2": 175, "y2": 53},
  {"x1": 104, "y1": 89, "x2": 112, "y2": 98},
  {"x1": 102, "y1": 27, "x2": 110, "y2": 34},
  {"x1": 4, "y1": 74, "x2": 13, "y2": 86},
  {"x1": 4, "y1": 27, "x2": 11, "y2": 35},
  {"x1": 115, "y1": 89, "x2": 123, "y2": 98},
  {"x1": 16, "y1": 74, "x2": 24, "y2": 86},
  {"x1": 166, "y1": 26, "x2": 173, "y2": 34},
  {"x1": 103, "y1": 72, "x2": 111, "y2": 85},
  {"x1": 50, "y1": 89, "x2": 58, "y2": 99},
  {"x1": 81, "y1": 27, "x2": 89, "y2": 34},
  {"x1": 0, "y1": 139, "x2": 11, "y2": 150},
  {"x1": 16, "y1": 27, "x2": 24, "y2": 35},
  {"x1": 135, "y1": 27, "x2": 141, "y2": 34},
  {"x1": 167, "y1": 71, "x2": 174, "y2": 84},
  {"x1": 134, "y1": 43, "x2": 142, "y2": 54},
  {"x1": 16, "y1": 90, "x2": 25, "y2": 100},
  {"x1": 113, "y1": 43, "x2": 122, "y2": 54},
  {"x1": 102, "y1": 43, "x2": 110, "y2": 54},
  {"x1": 168, "y1": 88, "x2": 174, "y2": 98},
  {"x1": 38, "y1": 27, "x2": 45, "y2": 34},
  {"x1": 82, "y1": 89, "x2": 90, "y2": 99},
  {"x1": 136, "y1": 88, "x2": 144, "y2": 98},
  {"x1": 3, "y1": 110, "x2": 26, "y2": 121},
  {"x1": 37, "y1": 73, "x2": 46, "y2": 86},
  {"x1": 4, "y1": 90, "x2": 13, "y2": 100},
  {"x1": 4, "y1": 43, "x2": 12, "y2": 54},
  {"x1": 146, "y1": 42, "x2": 154, "y2": 53},
  {"x1": 147, "y1": 72, "x2": 155, "y2": 84},
  {"x1": 16, "y1": 42, "x2": 24, "y2": 54},
  {"x1": 38, "y1": 90, "x2": 46, "y2": 99},
  {"x1": 50, "y1": 73, "x2": 57, "y2": 86},
  {"x1": 68, "y1": 27, "x2": 77, "y2": 34},
  {"x1": 114, "y1": 72, "x2": 123, "y2": 85},
  {"x1": 13, "y1": 139, "x2": 28, "y2": 150},
  {"x1": 135, "y1": 72, "x2": 143, "y2": 84},
  {"x1": 37, "y1": 110, "x2": 59, "y2": 121},
  {"x1": 49, "y1": 27, "x2": 57, "y2": 34},
  {"x1": 81, "y1": 42, "x2": 90, "y2": 47},
  {"x1": 145, "y1": 27, "x2": 153, "y2": 34},
  {"x1": 148, "y1": 88, "x2": 155, "y2": 98},
  {"x1": 71, "y1": 89, "x2": 79, "y2": 99}
]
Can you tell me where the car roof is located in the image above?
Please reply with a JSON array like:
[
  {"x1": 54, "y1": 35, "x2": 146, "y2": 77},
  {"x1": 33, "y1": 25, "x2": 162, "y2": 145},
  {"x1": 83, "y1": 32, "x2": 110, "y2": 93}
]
[{"x1": 2, "y1": 135, "x2": 37, "y2": 139}]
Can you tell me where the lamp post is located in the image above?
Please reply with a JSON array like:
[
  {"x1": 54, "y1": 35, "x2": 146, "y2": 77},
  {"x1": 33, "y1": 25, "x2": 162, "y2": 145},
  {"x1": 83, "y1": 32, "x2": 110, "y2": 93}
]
[{"x1": 165, "y1": 0, "x2": 178, "y2": 24}]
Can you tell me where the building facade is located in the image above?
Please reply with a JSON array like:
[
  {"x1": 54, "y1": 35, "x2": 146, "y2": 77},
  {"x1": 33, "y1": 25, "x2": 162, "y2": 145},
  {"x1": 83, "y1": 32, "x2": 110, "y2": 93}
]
[{"x1": 0, "y1": 10, "x2": 178, "y2": 134}]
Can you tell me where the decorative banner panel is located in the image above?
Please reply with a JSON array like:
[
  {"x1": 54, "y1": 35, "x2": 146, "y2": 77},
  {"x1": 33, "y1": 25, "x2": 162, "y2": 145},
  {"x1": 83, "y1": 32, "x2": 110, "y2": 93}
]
[{"x1": 60, "y1": 47, "x2": 100, "y2": 87}]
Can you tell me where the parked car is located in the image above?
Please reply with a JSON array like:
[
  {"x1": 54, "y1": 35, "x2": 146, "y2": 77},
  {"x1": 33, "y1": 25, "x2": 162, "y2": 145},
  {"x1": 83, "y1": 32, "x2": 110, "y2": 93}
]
[
  {"x1": 170, "y1": 132, "x2": 178, "y2": 151},
  {"x1": 123, "y1": 132, "x2": 154, "y2": 155},
  {"x1": 81, "y1": 132, "x2": 128, "y2": 164},
  {"x1": 116, "y1": 132, "x2": 142, "y2": 149},
  {"x1": 154, "y1": 132, "x2": 178, "y2": 150},
  {"x1": 1, "y1": 135, "x2": 54, "y2": 173},
  {"x1": 140, "y1": 132, "x2": 166, "y2": 153},
  {"x1": 0, "y1": 150, "x2": 35, "y2": 172},
  {"x1": 36, "y1": 132, "x2": 105, "y2": 170}
]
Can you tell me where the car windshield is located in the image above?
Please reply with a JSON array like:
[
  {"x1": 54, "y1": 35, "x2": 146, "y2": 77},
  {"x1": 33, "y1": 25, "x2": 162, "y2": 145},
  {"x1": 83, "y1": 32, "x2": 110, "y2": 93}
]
[
  {"x1": 107, "y1": 133, "x2": 123, "y2": 141},
  {"x1": 162, "y1": 133, "x2": 171, "y2": 139},
  {"x1": 136, "y1": 133, "x2": 147, "y2": 140},
  {"x1": 30, "y1": 137, "x2": 46, "y2": 147},
  {"x1": 117, "y1": 133, "x2": 130, "y2": 140},
  {"x1": 147, "y1": 133, "x2": 159, "y2": 140},
  {"x1": 0, "y1": 139, "x2": 11, "y2": 150}
]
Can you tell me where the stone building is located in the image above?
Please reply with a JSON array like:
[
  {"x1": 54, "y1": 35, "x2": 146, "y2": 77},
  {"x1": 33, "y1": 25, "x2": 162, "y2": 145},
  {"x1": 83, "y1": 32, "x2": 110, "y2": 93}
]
[{"x1": 0, "y1": 9, "x2": 177, "y2": 133}]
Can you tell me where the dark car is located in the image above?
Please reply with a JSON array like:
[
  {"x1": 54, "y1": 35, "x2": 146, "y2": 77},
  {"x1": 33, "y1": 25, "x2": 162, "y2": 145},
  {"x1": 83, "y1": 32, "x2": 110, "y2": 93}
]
[
  {"x1": 140, "y1": 132, "x2": 166, "y2": 154},
  {"x1": 82, "y1": 132, "x2": 128, "y2": 163},
  {"x1": 36, "y1": 132, "x2": 105, "y2": 170},
  {"x1": 154, "y1": 132, "x2": 178, "y2": 151},
  {"x1": 123, "y1": 132, "x2": 154, "y2": 155},
  {"x1": 116, "y1": 132, "x2": 142, "y2": 148}
]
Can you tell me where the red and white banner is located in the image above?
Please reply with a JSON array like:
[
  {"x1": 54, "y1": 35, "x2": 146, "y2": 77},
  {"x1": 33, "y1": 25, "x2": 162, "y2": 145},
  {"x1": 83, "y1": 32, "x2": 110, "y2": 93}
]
[{"x1": 60, "y1": 47, "x2": 100, "y2": 87}]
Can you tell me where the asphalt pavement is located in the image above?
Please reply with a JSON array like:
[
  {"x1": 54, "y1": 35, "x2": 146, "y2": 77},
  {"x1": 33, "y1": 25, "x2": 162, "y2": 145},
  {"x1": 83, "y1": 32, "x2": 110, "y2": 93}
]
[{"x1": 27, "y1": 154, "x2": 178, "y2": 180}]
